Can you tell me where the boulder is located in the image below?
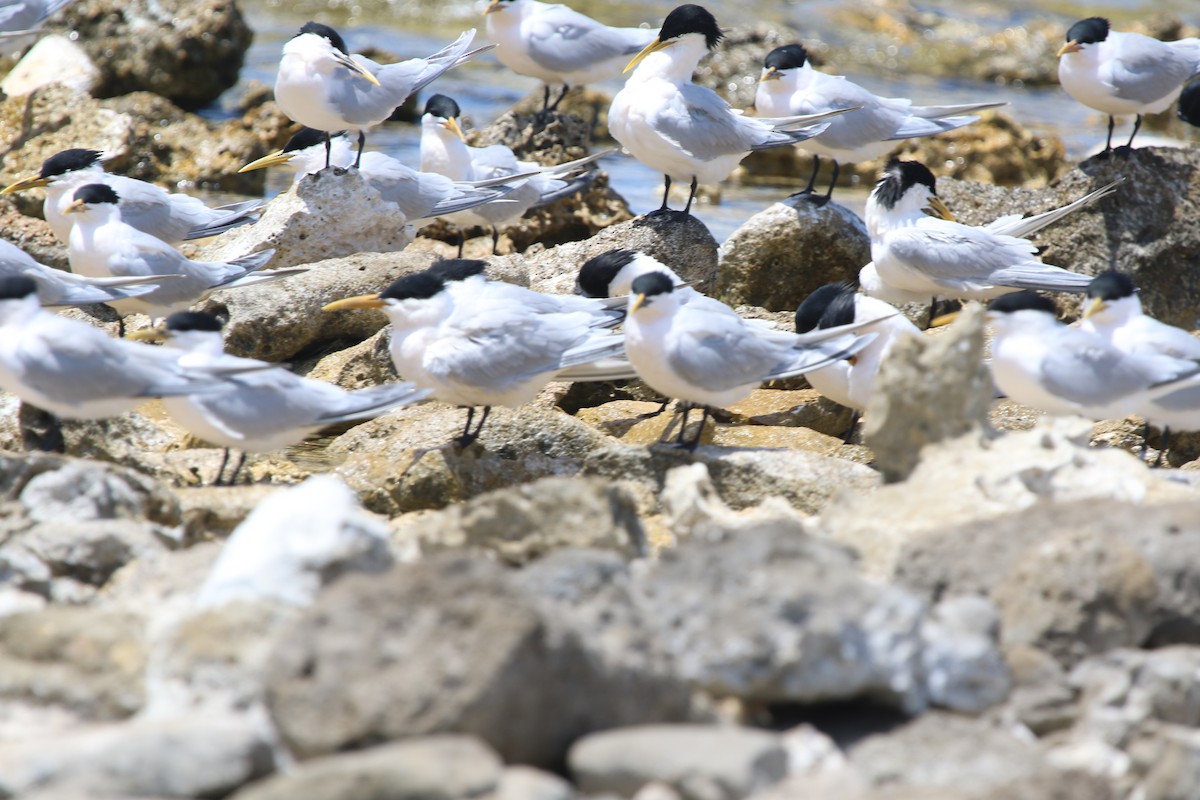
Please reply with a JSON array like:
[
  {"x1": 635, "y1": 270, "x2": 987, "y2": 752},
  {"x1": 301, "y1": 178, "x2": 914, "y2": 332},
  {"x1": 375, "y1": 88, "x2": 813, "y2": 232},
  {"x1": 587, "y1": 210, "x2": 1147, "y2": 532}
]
[
  {"x1": 0, "y1": 34, "x2": 98, "y2": 97},
  {"x1": 716, "y1": 197, "x2": 870, "y2": 311}
]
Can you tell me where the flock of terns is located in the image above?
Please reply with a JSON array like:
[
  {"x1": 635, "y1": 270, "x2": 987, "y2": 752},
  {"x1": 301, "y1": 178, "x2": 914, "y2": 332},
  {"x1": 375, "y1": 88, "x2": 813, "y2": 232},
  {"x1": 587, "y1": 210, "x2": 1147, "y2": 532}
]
[{"x1": 0, "y1": 1, "x2": 1198, "y2": 481}]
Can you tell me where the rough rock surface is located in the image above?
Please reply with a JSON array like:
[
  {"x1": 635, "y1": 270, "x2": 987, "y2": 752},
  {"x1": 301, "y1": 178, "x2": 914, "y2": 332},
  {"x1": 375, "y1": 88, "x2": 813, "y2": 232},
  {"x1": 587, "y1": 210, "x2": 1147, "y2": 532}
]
[{"x1": 716, "y1": 197, "x2": 871, "y2": 311}]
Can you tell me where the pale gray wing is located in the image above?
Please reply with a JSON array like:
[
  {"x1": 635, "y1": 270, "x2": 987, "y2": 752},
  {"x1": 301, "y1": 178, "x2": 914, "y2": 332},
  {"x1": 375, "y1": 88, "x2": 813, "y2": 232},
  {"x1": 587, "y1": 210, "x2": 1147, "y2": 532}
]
[
  {"x1": 338, "y1": 30, "x2": 478, "y2": 121},
  {"x1": 188, "y1": 370, "x2": 351, "y2": 440},
  {"x1": 425, "y1": 310, "x2": 591, "y2": 387},
  {"x1": 667, "y1": 315, "x2": 789, "y2": 392},
  {"x1": 1104, "y1": 34, "x2": 1199, "y2": 104},
  {"x1": 524, "y1": 7, "x2": 653, "y2": 72},
  {"x1": 468, "y1": 144, "x2": 524, "y2": 179},
  {"x1": 884, "y1": 224, "x2": 1039, "y2": 289},
  {"x1": 1040, "y1": 336, "x2": 1195, "y2": 406},
  {"x1": 107, "y1": 176, "x2": 193, "y2": 242}
]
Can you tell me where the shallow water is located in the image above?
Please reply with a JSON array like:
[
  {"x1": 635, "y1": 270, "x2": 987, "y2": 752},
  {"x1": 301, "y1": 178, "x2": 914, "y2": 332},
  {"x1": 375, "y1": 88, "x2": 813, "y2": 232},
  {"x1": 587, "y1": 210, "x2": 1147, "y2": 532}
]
[{"x1": 228, "y1": 0, "x2": 1200, "y2": 241}]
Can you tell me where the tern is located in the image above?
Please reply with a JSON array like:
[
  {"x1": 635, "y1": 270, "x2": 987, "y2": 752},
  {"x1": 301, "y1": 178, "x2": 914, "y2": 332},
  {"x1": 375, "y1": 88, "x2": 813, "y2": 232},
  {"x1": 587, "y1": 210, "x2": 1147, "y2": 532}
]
[
  {"x1": 482, "y1": 0, "x2": 655, "y2": 113},
  {"x1": 238, "y1": 127, "x2": 522, "y2": 226},
  {"x1": 273, "y1": 21, "x2": 494, "y2": 168},
  {"x1": 2, "y1": 148, "x2": 263, "y2": 246},
  {"x1": 1057, "y1": 17, "x2": 1200, "y2": 154},
  {"x1": 755, "y1": 43, "x2": 1003, "y2": 203},
  {"x1": 622, "y1": 270, "x2": 874, "y2": 448},
  {"x1": 140, "y1": 311, "x2": 431, "y2": 484},
  {"x1": 323, "y1": 267, "x2": 626, "y2": 445},
  {"x1": 862, "y1": 160, "x2": 1103, "y2": 313},
  {"x1": 65, "y1": 183, "x2": 299, "y2": 323},
  {"x1": 0, "y1": 236, "x2": 174, "y2": 308},
  {"x1": 419, "y1": 93, "x2": 608, "y2": 253},
  {"x1": 980, "y1": 291, "x2": 1200, "y2": 422},
  {"x1": 608, "y1": 4, "x2": 849, "y2": 214},
  {"x1": 0, "y1": 275, "x2": 259, "y2": 421}
]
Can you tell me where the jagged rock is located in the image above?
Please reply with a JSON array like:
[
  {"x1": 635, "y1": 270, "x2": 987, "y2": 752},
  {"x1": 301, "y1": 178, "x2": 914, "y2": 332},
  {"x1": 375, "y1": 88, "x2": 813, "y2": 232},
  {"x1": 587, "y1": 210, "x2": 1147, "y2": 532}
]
[
  {"x1": 0, "y1": 85, "x2": 293, "y2": 200},
  {"x1": 53, "y1": 0, "x2": 253, "y2": 110},
  {"x1": 716, "y1": 197, "x2": 871, "y2": 311},
  {"x1": 301, "y1": 328, "x2": 395, "y2": 390},
  {"x1": 863, "y1": 306, "x2": 993, "y2": 482},
  {"x1": 391, "y1": 476, "x2": 647, "y2": 564},
  {"x1": 197, "y1": 169, "x2": 415, "y2": 270},
  {"x1": 230, "y1": 736, "x2": 503, "y2": 800},
  {"x1": 196, "y1": 249, "x2": 439, "y2": 362}
]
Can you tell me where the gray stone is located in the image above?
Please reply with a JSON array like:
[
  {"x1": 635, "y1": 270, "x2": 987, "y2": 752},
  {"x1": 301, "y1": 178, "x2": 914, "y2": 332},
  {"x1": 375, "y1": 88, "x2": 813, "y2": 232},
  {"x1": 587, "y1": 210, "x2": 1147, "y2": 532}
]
[
  {"x1": 231, "y1": 735, "x2": 502, "y2": 800},
  {"x1": 631, "y1": 526, "x2": 929, "y2": 712},
  {"x1": 0, "y1": 713, "x2": 273, "y2": 798},
  {"x1": 197, "y1": 169, "x2": 415, "y2": 270},
  {"x1": 863, "y1": 304, "x2": 993, "y2": 482},
  {"x1": 919, "y1": 595, "x2": 1011, "y2": 712},
  {"x1": 198, "y1": 249, "x2": 440, "y2": 362},
  {"x1": 265, "y1": 554, "x2": 693, "y2": 766},
  {"x1": 569, "y1": 725, "x2": 788, "y2": 800},
  {"x1": 51, "y1": 0, "x2": 251, "y2": 109},
  {"x1": 0, "y1": 607, "x2": 145, "y2": 720},
  {"x1": 17, "y1": 458, "x2": 180, "y2": 526},
  {"x1": 498, "y1": 766, "x2": 577, "y2": 800},
  {"x1": 716, "y1": 198, "x2": 870, "y2": 312},
  {"x1": 393, "y1": 476, "x2": 647, "y2": 564},
  {"x1": 21, "y1": 520, "x2": 170, "y2": 586}
]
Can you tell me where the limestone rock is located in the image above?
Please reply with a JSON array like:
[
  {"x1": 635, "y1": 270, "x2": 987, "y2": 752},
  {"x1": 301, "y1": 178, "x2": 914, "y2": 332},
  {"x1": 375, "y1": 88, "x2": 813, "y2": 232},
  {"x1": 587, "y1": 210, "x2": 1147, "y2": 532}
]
[
  {"x1": 0, "y1": 34, "x2": 98, "y2": 97},
  {"x1": 716, "y1": 197, "x2": 870, "y2": 311},
  {"x1": 919, "y1": 595, "x2": 1011, "y2": 713},
  {"x1": 863, "y1": 305, "x2": 993, "y2": 482}
]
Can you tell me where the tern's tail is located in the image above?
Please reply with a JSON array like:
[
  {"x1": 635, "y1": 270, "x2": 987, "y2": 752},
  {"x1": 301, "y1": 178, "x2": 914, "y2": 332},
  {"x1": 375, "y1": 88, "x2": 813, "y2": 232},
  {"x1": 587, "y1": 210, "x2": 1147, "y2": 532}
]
[
  {"x1": 888, "y1": 114, "x2": 981, "y2": 141},
  {"x1": 183, "y1": 200, "x2": 264, "y2": 241},
  {"x1": 423, "y1": 185, "x2": 515, "y2": 218},
  {"x1": 209, "y1": 249, "x2": 276, "y2": 288},
  {"x1": 532, "y1": 170, "x2": 597, "y2": 208},
  {"x1": 768, "y1": 333, "x2": 878, "y2": 381},
  {"x1": 909, "y1": 101, "x2": 1006, "y2": 119},
  {"x1": 556, "y1": 356, "x2": 639, "y2": 381},
  {"x1": 984, "y1": 179, "x2": 1123, "y2": 239},
  {"x1": 317, "y1": 382, "x2": 432, "y2": 425},
  {"x1": 988, "y1": 264, "x2": 1093, "y2": 293}
]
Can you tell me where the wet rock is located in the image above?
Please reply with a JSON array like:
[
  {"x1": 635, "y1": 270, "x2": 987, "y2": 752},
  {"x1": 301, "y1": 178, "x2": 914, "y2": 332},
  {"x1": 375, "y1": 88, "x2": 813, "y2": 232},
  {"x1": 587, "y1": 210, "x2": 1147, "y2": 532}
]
[
  {"x1": 633, "y1": 526, "x2": 929, "y2": 712},
  {"x1": 0, "y1": 607, "x2": 145, "y2": 720},
  {"x1": 265, "y1": 554, "x2": 693, "y2": 765},
  {"x1": 196, "y1": 475, "x2": 392, "y2": 609},
  {"x1": 331, "y1": 404, "x2": 615, "y2": 516},
  {"x1": 569, "y1": 725, "x2": 789, "y2": 800},
  {"x1": 0, "y1": 84, "x2": 292, "y2": 198},
  {"x1": 0, "y1": 34, "x2": 98, "y2": 97},
  {"x1": 197, "y1": 169, "x2": 414, "y2": 270},
  {"x1": 862, "y1": 306, "x2": 993, "y2": 483},
  {"x1": 392, "y1": 476, "x2": 647, "y2": 564},
  {"x1": 937, "y1": 149, "x2": 1200, "y2": 329},
  {"x1": 716, "y1": 197, "x2": 870, "y2": 311},
  {"x1": 54, "y1": 0, "x2": 252, "y2": 110},
  {"x1": 197, "y1": 249, "x2": 439, "y2": 362},
  {"x1": 520, "y1": 212, "x2": 719, "y2": 296},
  {"x1": 821, "y1": 418, "x2": 1199, "y2": 583},
  {"x1": 230, "y1": 736, "x2": 503, "y2": 800},
  {"x1": 0, "y1": 713, "x2": 274, "y2": 798}
]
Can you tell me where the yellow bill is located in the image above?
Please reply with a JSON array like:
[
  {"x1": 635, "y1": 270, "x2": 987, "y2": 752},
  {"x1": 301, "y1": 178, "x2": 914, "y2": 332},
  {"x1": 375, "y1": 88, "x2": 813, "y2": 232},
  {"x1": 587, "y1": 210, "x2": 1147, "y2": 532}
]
[
  {"x1": 238, "y1": 150, "x2": 294, "y2": 173},
  {"x1": 926, "y1": 196, "x2": 956, "y2": 222},
  {"x1": 624, "y1": 38, "x2": 671, "y2": 73},
  {"x1": 1, "y1": 175, "x2": 50, "y2": 194},
  {"x1": 1056, "y1": 40, "x2": 1082, "y2": 57},
  {"x1": 323, "y1": 294, "x2": 386, "y2": 312}
]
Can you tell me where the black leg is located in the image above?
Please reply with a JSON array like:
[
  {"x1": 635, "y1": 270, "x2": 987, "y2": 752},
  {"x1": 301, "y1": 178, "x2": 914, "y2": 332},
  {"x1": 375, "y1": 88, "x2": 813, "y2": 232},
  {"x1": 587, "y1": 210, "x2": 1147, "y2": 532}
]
[
  {"x1": 791, "y1": 155, "x2": 819, "y2": 197},
  {"x1": 541, "y1": 84, "x2": 551, "y2": 113},
  {"x1": 354, "y1": 131, "x2": 366, "y2": 169},
  {"x1": 547, "y1": 83, "x2": 569, "y2": 112},
  {"x1": 673, "y1": 403, "x2": 692, "y2": 445},
  {"x1": 456, "y1": 406, "x2": 476, "y2": 447},
  {"x1": 638, "y1": 399, "x2": 671, "y2": 420},
  {"x1": 925, "y1": 297, "x2": 937, "y2": 330},
  {"x1": 324, "y1": 131, "x2": 332, "y2": 169},
  {"x1": 682, "y1": 176, "x2": 698, "y2": 215},
  {"x1": 649, "y1": 175, "x2": 672, "y2": 216},
  {"x1": 1153, "y1": 425, "x2": 1171, "y2": 468},
  {"x1": 491, "y1": 226, "x2": 500, "y2": 255},
  {"x1": 1140, "y1": 420, "x2": 1152, "y2": 461},
  {"x1": 842, "y1": 409, "x2": 861, "y2": 444},
  {"x1": 819, "y1": 160, "x2": 840, "y2": 205},
  {"x1": 1103, "y1": 116, "x2": 1115, "y2": 155},
  {"x1": 117, "y1": 317, "x2": 126, "y2": 338},
  {"x1": 457, "y1": 229, "x2": 465, "y2": 258},
  {"x1": 1123, "y1": 115, "x2": 1142, "y2": 153},
  {"x1": 226, "y1": 451, "x2": 247, "y2": 485},
  {"x1": 214, "y1": 447, "x2": 231, "y2": 486},
  {"x1": 681, "y1": 407, "x2": 710, "y2": 451}
]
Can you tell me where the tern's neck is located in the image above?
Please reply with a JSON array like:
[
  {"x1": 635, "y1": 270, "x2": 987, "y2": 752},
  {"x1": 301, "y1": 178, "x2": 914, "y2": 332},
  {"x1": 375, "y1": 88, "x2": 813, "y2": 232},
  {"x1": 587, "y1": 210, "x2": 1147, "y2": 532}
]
[
  {"x1": 629, "y1": 37, "x2": 710, "y2": 85},
  {"x1": 420, "y1": 122, "x2": 472, "y2": 180},
  {"x1": 1090, "y1": 296, "x2": 1142, "y2": 330},
  {"x1": 865, "y1": 188, "x2": 933, "y2": 238}
]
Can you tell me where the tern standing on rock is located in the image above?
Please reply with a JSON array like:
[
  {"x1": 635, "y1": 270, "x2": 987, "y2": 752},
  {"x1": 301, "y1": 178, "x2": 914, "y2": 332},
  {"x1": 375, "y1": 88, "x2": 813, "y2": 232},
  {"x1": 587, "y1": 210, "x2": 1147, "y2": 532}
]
[
  {"x1": 608, "y1": 4, "x2": 847, "y2": 215},
  {"x1": 1057, "y1": 16, "x2": 1200, "y2": 154},
  {"x1": 273, "y1": 21, "x2": 494, "y2": 168},
  {"x1": 483, "y1": 0, "x2": 655, "y2": 114},
  {"x1": 754, "y1": 43, "x2": 1004, "y2": 204}
]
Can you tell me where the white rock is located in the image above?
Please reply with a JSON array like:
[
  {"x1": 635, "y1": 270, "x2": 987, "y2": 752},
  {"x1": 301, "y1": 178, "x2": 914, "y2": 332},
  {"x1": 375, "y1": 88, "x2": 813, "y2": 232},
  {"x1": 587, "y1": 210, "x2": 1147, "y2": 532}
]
[
  {"x1": 1, "y1": 35, "x2": 99, "y2": 96},
  {"x1": 920, "y1": 595, "x2": 1012, "y2": 713}
]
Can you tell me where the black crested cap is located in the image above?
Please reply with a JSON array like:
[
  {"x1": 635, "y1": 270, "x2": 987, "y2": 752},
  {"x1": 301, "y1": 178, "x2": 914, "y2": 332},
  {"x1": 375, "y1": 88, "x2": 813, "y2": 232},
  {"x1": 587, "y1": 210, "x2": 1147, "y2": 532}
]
[
  {"x1": 631, "y1": 270, "x2": 675, "y2": 298},
  {"x1": 73, "y1": 183, "x2": 120, "y2": 205},
  {"x1": 424, "y1": 94, "x2": 461, "y2": 120},
  {"x1": 40, "y1": 148, "x2": 103, "y2": 179},
  {"x1": 659, "y1": 4, "x2": 722, "y2": 50},
  {"x1": 380, "y1": 271, "x2": 448, "y2": 301},
  {"x1": 283, "y1": 127, "x2": 346, "y2": 153},
  {"x1": 298, "y1": 21, "x2": 348, "y2": 54},
  {"x1": 0, "y1": 274, "x2": 37, "y2": 300},
  {"x1": 987, "y1": 291, "x2": 1058, "y2": 315},
  {"x1": 1179, "y1": 80, "x2": 1200, "y2": 127},
  {"x1": 796, "y1": 281, "x2": 854, "y2": 331},
  {"x1": 577, "y1": 249, "x2": 638, "y2": 298},
  {"x1": 429, "y1": 258, "x2": 488, "y2": 282},
  {"x1": 1087, "y1": 270, "x2": 1136, "y2": 301},
  {"x1": 764, "y1": 44, "x2": 808, "y2": 71},
  {"x1": 1066, "y1": 17, "x2": 1109, "y2": 45},
  {"x1": 874, "y1": 159, "x2": 938, "y2": 210},
  {"x1": 165, "y1": 311, "x2": 224, "y2": 333}
]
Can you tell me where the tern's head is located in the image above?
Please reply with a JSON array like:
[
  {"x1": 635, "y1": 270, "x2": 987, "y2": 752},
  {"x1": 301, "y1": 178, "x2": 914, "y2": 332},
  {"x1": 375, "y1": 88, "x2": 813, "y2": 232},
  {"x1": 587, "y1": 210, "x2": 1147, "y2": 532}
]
[
  {"x1": 284, "y1": 22, "x2": 381, "y2": 85},
  {"x1": 869, "y1": 159, "x2": 954, "y2": 222},
  {"x1": 65, "y1": 182, "x2": 120, "y2": 217},
  {"x1": 421, "y1": 94, "x2": 466, "y2": 141},
  {"x1": 429, "y1": 258, "x2": 488, "y2": 283},
  {"x1": 323, "y1": 269, "x2": 451, "y2": 327},
  {"x1": 1058, "y1": 17, "x2": 1108, "y2": 57},
  {"x1": 0, "y1": 274, "x2": 40, "y2": 323},
  {"x1": 795, "y1": 282, "x2": 856, "y2": 333},
  {"x1": 1179, "y1": 81, "x2": 1200, "y2": 128},
  {"x1": 157, "y1": 311, "x2": 226, "y2": 353},
  {"x1": 985, "y1": 291, "x2": 1059, "y2": 335},
  {"x1": 625, "y1": 4, "x2": 721, "y2": 75},
  {"x1": 759, "y1": 44, "x2": 809, "y2": 83},
  {"x1": 2, "y1": 148, "x2": 104, "y2": 194},
  {"x1": 629, "y1": 270, "x2": 679, "y2": 316},
  {"x1": 578, "y1": 249, "x2": 677, "y2": 298},
  {"x1": 239, "y1": 127, "x2": 351, "y2": 176},
  {"x1": 483, "y1": 0, "x2": 525, "y2": 16},
  {"x1": 1083, "y1": 270, "x2": 1139, "y2": 324}
]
